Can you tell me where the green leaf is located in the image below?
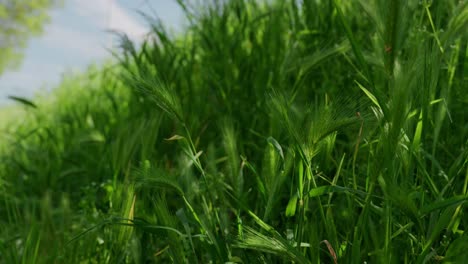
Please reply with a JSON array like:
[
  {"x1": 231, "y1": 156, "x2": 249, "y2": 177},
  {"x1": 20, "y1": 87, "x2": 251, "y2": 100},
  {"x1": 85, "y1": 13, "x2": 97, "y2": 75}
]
[
  {"x1": 165, "y1": 134, "x2": 185, "y2": 141},
  {"x1": 267, "y1": 136, "x2": 284, "y2": 161},
  {"x1": 8, "y1": 95, "x2": 37, "y2": 108},
  {"x1": 412, "y1": 110, "x2": 423, "y2": 150},
  {"x1": 444, "y1": 235, "x2": 468, "y2": 263},
  {"x1": 420, "y1": 195, "x2": 467, "y2": 216},
  {"x1": 355, "y1": 81, "x2": 380, "y2": 109},
  {"x1": 285, "y1": 194, "x2": 298, "y2": 217},
  {"x1": 309, "y1": 185, "x2": 348, "y2": 198},
  {"x1": 418, "y1": 206, "x2": 458, "y2": 263}
]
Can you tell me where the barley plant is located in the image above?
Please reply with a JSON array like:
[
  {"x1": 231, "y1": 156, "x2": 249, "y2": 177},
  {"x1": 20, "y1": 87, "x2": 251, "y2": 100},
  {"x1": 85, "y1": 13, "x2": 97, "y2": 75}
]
[{"x1": 1, "y1": 0, "x2": 467, "y2": 263}]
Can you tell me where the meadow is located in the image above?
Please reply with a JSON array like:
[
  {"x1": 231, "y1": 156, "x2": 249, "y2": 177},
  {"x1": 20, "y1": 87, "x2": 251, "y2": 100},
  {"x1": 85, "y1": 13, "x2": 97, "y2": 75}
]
[{"x1": 0, "y1": 0, "x2": 467, "y2": 263}]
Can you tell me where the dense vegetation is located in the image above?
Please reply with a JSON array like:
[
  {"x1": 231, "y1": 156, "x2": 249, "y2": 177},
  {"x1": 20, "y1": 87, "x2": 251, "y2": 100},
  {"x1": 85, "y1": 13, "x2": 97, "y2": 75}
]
[{"x1": 1, "y1": 0, "x2": 467, "y2": 263}]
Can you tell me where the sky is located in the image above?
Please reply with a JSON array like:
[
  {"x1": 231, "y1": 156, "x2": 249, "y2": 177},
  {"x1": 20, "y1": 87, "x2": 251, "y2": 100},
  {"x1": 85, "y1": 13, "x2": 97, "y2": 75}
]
[{"x1": 0, "y1": 0, "x2": 185, "y2": 105}]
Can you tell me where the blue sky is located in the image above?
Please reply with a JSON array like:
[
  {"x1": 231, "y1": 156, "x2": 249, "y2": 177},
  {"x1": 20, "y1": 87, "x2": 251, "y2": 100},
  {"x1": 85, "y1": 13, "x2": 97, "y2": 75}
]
[{"x1": 0, "y1": 0, "x2": 185, "y2": 105}]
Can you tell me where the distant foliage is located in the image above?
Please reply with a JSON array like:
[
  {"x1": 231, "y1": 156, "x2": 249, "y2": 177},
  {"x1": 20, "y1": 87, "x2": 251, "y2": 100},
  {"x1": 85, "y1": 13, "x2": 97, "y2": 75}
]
[{"x1": 0, "y1": 0, "x2": 61, "y2": 74}]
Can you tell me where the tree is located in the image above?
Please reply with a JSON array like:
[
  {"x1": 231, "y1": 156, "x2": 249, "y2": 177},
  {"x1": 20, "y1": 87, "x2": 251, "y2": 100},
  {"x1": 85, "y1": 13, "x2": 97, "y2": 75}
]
[{"x1": 0, "y1": 0, "x2": 60, "y2": 75}]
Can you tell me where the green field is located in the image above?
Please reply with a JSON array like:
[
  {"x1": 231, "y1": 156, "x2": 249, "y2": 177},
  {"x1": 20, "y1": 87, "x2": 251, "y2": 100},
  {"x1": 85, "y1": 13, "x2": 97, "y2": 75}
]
[{"x1": 1, "y1": 0, "x2": 467, "y2": 263}]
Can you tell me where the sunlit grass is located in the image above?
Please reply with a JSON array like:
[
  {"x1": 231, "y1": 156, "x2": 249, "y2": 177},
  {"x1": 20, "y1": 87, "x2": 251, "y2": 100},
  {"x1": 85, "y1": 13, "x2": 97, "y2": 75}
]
[{"x1": 1, "y1": 0, "x2": 467, "y2": 263}]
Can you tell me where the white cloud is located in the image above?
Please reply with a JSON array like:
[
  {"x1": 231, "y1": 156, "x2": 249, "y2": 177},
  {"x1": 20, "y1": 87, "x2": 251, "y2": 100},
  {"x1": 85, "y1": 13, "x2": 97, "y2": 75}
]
[
  {"x1": 42, "y1": 24, "x2": 109, "y2": 59},
  {"x1": 73, "y1": 0, "x2": 148, "y2": 40},
  {"x1": 39, "y1": 0, "x2": 149, "y2": 59}
]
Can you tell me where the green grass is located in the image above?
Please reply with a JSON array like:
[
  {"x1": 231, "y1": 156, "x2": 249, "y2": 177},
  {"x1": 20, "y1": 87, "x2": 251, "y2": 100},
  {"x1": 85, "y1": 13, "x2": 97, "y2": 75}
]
[{"x1": 1, "y1": 0, "x2": 467, "y2": 263}]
